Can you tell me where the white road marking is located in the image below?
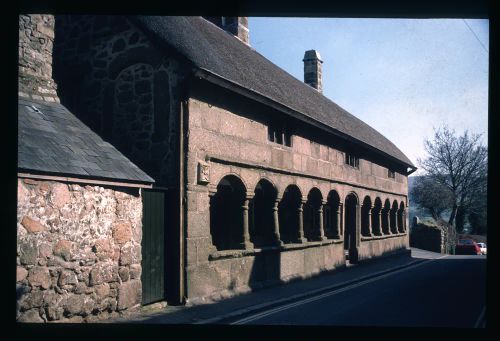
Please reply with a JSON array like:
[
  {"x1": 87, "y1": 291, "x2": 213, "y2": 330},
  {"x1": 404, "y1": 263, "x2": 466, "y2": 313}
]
[{"x1": 231, "y1": 256, "x2": 449, "y2": 325}]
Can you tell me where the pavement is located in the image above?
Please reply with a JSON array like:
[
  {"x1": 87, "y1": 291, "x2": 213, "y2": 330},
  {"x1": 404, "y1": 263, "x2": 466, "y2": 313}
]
[{"x1": 105, "y1": 248, "x2": 445, "y2": 324}]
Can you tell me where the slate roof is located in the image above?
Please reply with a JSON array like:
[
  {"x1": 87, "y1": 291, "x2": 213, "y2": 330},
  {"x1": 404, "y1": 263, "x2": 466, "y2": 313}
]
[
  {"x1": 18, "y1": 97, "x2": 154, "y2": 184},
  {"x1": 131, "y1": 16, "x2": 414, "y2": 168}
]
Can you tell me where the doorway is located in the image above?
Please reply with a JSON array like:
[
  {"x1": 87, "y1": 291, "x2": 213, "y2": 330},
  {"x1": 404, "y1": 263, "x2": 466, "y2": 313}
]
[{"x1": 344, "y1": 193, "x2": 359, "y2": 263}]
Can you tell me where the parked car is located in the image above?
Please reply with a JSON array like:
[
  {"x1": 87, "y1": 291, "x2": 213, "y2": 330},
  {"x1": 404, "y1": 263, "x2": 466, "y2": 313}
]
[
  {"x1": 455, "y1": 239, "x2": 481, "y2": 255},
  {"x1": 476, "y1": 242, "x2": 487, "y2": 255}
]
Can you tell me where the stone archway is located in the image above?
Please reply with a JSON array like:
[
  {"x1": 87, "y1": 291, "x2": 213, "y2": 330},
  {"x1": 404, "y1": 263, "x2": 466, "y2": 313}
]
[
  {"x1": 251, "y1": 179, "x2": 278, "y2": 247},
  {"x1": 210, "y1": 175, "x2": 247, "y2": 251},
  {"x1": 344, "y1": 193, "x2": 359, "y2": 263},
  {"x1": 304, "y1": 188, "x2": 324, "y2": 241},
  {"x1": 361, "y1": 196, "x2": 372, "y2": 237},
  {"x1": 391, "y1": 200, "x2": 399, "y2": 234},
  {"x1": 398, "y1": 201, "x2": 406, "y2": 233},
  {"x1": 325, "y1": 190, "x2": 341, "y2": 239},
  {"x1": 278, "y1": 185, "x2": 303, "y2": 244},
  {"x1": 382, "y1": 199, "x2": 391, "y2": 235},
  {"x1": 372, "y1": 197, "x2": 383, "y2": 236}
]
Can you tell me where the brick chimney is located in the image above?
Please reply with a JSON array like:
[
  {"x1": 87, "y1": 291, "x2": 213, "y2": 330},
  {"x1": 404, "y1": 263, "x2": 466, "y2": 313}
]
[
  {"x1": 204, "y1": 16, "x2": 249, "y2": 45},
  {"x1": 18, "y1": 14, "x2": 59, "y2": 102},
  {"x1": 303, "y1": 50, "x2": 323, "y2": 93}
]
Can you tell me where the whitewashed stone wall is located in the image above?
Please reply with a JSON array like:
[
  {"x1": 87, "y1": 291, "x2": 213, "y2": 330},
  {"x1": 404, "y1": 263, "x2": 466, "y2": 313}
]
[{"x1": 16, "y1": 178, "x2": 143, "y2": 322}]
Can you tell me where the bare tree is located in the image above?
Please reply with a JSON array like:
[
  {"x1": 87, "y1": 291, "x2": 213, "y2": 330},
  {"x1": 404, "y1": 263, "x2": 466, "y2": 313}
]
[
  {"x1": 410, "y1": 176, "x2": 453, "y2": 221},
  {"x1": 417, "y1": 126, "x2": 487, "y2": 232}
]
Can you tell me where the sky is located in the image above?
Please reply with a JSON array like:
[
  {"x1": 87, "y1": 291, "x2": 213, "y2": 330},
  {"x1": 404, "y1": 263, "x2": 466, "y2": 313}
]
[{"x1": 248, "y1": 18, "x2": 489, "y2": 175}]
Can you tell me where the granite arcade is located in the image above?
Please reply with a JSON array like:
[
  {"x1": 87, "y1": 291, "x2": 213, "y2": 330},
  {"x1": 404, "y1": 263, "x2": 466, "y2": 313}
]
[{"x1": 17, "y1": 15, "x2": 416, "y2": 322}]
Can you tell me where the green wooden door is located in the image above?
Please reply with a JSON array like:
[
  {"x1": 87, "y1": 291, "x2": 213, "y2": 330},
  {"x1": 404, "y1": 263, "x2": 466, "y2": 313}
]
[{"x1": 141, "y1": 190, "x2": 166, "y2": 305}]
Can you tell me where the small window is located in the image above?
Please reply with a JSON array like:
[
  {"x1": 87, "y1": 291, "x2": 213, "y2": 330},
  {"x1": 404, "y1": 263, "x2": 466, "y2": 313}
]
[
  {"x1": 268, "y1": 123, "x2": 292, "y2": 147},
  {"x1": 345, "y1": 153, "x2": 359, "y2": 169},
  {"x1": 388, "y1": 169, "x2": 395, "y2": 179}
]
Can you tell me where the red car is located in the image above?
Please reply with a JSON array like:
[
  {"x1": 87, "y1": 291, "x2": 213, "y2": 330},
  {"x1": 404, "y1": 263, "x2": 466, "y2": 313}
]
[{"x1": 455, "y1": 239, "x2": 481, "y2": 255}]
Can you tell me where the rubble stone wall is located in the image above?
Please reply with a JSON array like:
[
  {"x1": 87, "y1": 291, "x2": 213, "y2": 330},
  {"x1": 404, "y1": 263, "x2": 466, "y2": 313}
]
[
  {"x1": 409, "y1": 223, "x2": 444, "y2": 254},
  {"x1": 16, "y1": 178, "x2": 143, "y2": 323},
  {"x1": 52, "y1": 15, "x2": 187, "y2": 187}
]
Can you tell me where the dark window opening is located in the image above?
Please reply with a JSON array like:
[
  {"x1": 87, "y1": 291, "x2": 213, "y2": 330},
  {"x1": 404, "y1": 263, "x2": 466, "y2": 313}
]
[
  {"x1": 388, "y1": 169, "x2": 395, "y2": 179},
  {"x1": 345, "y1": 153, "x2": 359, "y2": 168},
  {"x1": 278, "y1": 185, "x2": 302, "y2": 244},
  {"x1": 268, "y1": 123, "x2": 292, "y2": 147}
]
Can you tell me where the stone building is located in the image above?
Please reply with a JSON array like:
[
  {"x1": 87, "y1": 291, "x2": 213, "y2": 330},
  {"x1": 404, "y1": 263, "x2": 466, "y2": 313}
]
[{"x1": 18, "y1": 15, "x2": 416, "y2": 321}]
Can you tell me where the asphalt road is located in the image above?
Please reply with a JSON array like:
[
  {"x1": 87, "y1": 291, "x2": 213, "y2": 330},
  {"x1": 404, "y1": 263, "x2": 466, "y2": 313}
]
[{"x1": 226, "y1": 255, "x2": 486, "y2": 327}]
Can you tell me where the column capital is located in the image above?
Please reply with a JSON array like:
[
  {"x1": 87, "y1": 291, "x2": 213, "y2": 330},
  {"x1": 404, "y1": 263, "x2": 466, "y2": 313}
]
[{"x1": 208, "y1": 185, "x2": 218, "y2": 195}]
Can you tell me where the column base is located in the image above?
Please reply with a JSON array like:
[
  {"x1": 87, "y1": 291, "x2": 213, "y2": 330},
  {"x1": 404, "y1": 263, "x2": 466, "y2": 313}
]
[
  {"x1": 273, "y1": 239, "x2": 284, "y2": 247},
  {"x1": 316, "y1": 236, "x2": 327, "y2": 241},
  {"x1": 240, "y1": 241, "x2": 254, "y2": 250},
  {"x1": 295, "y1": 237, "x2": 307, "y2": 244}
]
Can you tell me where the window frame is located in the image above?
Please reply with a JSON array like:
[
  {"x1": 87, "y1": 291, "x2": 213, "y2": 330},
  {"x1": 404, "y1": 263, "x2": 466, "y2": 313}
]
[
  {"x1": 268, "y1": 122, "x2": 293, "y2": 147},
  {"x1": 345, "y1": 152, "x2": 359, "y2": 169}
]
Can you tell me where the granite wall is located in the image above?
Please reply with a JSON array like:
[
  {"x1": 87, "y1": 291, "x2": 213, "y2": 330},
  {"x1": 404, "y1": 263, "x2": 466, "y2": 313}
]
[
  {"x1": 183, "y1": 82, "x2": 410, "y2": 303},
  {"x1": 17, "y1": 178, "x2": 143, "y2": 322}
]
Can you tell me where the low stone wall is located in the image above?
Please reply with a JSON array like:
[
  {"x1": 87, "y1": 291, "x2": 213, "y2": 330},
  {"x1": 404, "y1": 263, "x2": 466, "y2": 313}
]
[
  {"x1": 409, "y1": 223, "x2": 444, "y2": 253},
  {"x1": 358, "y1": 234, "x2": 409, "y2": 261},
  {"x1": 16, "y1": 178, "x2": 143, "y2": 322},
  {"x1": 185, "y1": 240, "x2": 345, "y2": 304}
]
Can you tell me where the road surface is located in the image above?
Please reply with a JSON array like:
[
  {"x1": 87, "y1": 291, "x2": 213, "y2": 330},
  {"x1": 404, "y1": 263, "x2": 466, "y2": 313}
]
[{"x1": 224, "y1": 255, "x2": 486, "y2": 327}]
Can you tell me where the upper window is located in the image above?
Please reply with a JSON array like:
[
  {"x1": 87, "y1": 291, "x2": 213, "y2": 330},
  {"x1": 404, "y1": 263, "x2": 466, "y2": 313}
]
[
  {"x1": 388, "y1": 169, "x2": 395, "y2": 179},
  {"x1": 345, "y1": 153, "x2": 359, "y2": 169},
  {"x1": 268, "y1": 123, "x2": 292, "y2": 147}
]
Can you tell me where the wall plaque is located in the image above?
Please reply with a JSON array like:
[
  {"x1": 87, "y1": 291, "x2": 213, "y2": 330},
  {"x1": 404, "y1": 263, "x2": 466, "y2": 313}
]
[{"x1": 198, "y1": 161, "x2": 210, "y2": 184}]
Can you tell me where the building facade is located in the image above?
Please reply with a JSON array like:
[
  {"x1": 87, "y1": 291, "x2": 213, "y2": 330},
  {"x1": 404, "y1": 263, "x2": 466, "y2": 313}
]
[{"x1": 17, "y1": 15, "x2": 415, "y2": 321}]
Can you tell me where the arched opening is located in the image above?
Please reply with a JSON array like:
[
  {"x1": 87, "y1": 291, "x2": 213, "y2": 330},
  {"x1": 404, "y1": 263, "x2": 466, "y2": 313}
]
[
  {"x1": 325, "y1": 190, "x2": 341, "y2": 239},
  {"x1": 382, "y1": 199, "x2": 391, "y2": 235},
  {"x1": 113, "y1": 63, "x2": 155, "y2": 158},
  {"x1": 344, "y1": 193, "x2": 359, "y2": 263},
  {"x1": 278, "y1": 185, "x2": 302, "y2": 244},
  {"x1": 361, "y1": 196, "x2": 372, "y2": 236},
  {"x1": 304, "y1": 188, "x2": 323, "y2": 241},
  {"x1": 398, "y1": 201, "x2": 405, "y2": 233},
  {"x1": 210, "y1": 175, "x2": 247, "y2": 251},
  {"x1": 372, "y1": 197, "x2": 382, "y2": 236},
  {"x1": 391, "y1": 200, "x2": 399, "y2": 234},
  {"x1": 251, "y1": 179, "x2": 278, "y2": 247}
]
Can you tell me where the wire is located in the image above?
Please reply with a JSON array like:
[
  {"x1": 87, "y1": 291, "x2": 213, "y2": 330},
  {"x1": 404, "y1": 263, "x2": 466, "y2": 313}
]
[{"x1": 462, "y1": 19, "x2": 489, "y2": 54}]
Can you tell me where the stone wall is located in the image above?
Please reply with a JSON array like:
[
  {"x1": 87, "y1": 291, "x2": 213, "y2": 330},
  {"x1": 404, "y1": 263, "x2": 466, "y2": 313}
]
[
  {"x1": 186, "y1": 241, "x2": 345, "y2": 304},
  {"x1": 52, "y1": 15, "x2": 187, "y2": 187},
  {"x1": 183, "y1": 82, "x2": 409, "y2": 302},
  {"x1": 359, "y1": 234, "x2": 409, "y2": 261},
  {"x1": 409, "y1": 222, "x2": 445, "y2": 254},
  {"x1": 18, "y1": 14, "x2": 59, "y2": 102},
  {"x1": 16, "y1": 178, "x2": 143, "y2": 322}
]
